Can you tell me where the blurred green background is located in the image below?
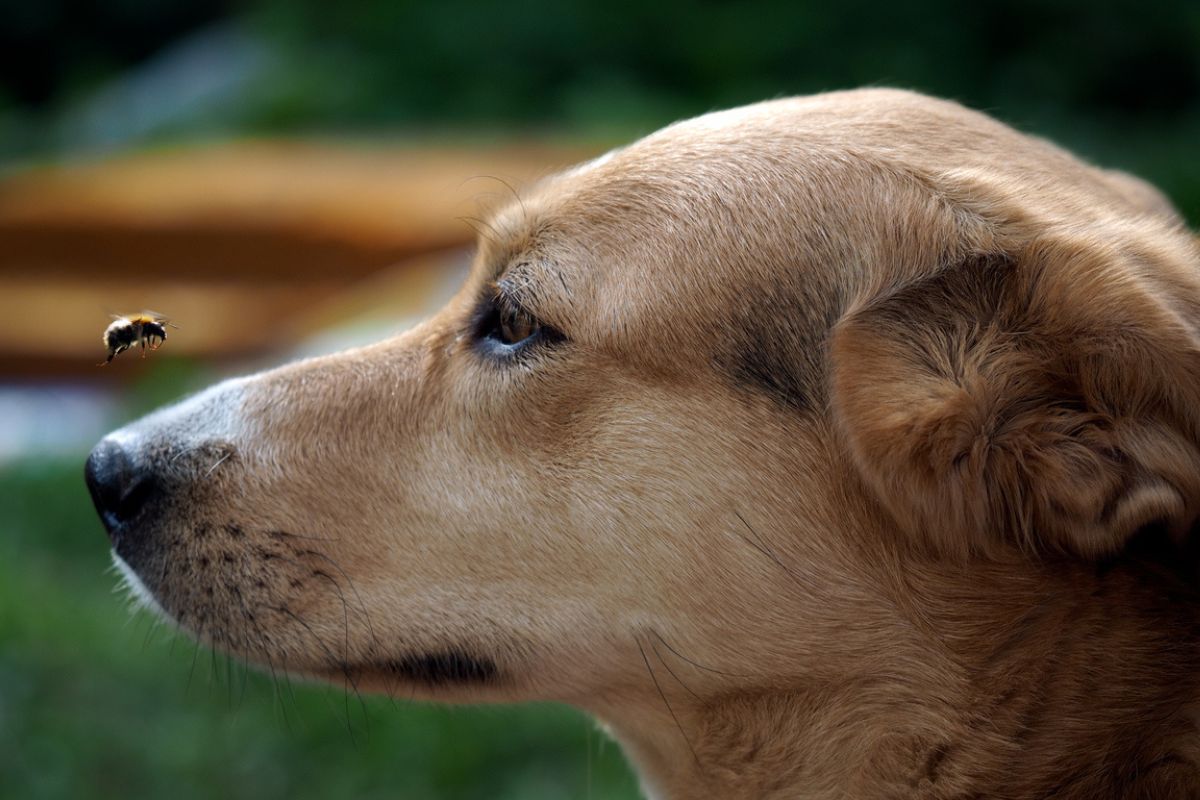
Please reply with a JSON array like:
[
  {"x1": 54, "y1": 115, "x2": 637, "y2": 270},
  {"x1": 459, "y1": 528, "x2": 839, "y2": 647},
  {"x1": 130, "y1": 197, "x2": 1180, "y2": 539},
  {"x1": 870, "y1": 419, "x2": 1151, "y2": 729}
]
[
  {"x1": 2, "y1": 1, "x2": 1198, "y2": 798},
  {"x1": 3, "y1": 0, "x2": 1198, "y2": 221}
]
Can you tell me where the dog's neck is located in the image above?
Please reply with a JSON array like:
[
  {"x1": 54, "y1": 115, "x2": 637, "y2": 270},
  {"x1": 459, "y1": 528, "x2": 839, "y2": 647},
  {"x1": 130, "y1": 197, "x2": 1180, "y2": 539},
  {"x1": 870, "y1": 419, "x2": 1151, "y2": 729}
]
[{"x1": 600, "y1": 546, "x2": 1200, "y2": 799}]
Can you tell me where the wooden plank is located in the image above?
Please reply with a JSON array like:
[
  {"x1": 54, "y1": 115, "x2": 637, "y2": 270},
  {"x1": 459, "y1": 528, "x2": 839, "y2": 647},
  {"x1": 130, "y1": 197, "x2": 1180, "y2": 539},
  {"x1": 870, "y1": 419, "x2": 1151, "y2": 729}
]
[
  {"x1": 0, "y1": 224, "x2": 462, "y2": 282},
  {"x1": 0, "y1": 141, "x2": 595, "y2": 280}
]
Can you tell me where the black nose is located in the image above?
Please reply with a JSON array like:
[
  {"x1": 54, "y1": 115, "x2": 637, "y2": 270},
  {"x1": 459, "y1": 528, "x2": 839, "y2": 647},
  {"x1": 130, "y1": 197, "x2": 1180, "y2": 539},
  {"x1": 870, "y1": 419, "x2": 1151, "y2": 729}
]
[{"x1": 85, "y1": 439, "x2": 157, "y2": 540}]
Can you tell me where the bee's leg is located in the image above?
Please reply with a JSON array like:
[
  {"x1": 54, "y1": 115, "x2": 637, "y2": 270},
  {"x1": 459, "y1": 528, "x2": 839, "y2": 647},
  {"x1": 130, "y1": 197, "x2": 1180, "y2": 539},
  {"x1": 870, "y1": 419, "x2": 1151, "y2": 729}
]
[{"x1": 140, "y1": 339, "x2": 147, "y2": 358}]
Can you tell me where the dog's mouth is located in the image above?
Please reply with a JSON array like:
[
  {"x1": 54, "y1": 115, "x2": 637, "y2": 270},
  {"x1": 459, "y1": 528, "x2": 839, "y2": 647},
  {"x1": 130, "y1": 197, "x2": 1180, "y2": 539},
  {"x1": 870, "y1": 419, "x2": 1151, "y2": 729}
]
[
  {"x1": 114, "y1": 541, "x2": 504, "y2": 693},
  {"x1": 112, "y1": 550, "x2": 174, "y2": 621},
  {"x1": 326, "y1": 651, "x2": 501, "y2": 691}
]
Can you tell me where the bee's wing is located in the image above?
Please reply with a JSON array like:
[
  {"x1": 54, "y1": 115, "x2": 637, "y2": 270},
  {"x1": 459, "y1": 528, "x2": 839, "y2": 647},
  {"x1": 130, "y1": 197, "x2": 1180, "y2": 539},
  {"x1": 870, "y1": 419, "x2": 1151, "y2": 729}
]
[{"x1": 140, "y1": 310, "x2": 180, "y2": 328}]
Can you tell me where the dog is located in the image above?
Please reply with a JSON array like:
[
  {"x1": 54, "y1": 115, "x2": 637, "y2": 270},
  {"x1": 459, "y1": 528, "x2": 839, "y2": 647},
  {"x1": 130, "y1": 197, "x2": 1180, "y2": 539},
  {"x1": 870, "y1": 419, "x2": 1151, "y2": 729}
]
[{"x1": 86, "y1": 88, "x2": 1200, "y2": 799}]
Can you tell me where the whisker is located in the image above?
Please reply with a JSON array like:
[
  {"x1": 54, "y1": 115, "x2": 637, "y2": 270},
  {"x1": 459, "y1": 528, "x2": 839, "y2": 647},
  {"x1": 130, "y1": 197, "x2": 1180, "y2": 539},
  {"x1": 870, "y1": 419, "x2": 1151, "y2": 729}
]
[
  {"x1": 456, "y1": 215, "x2": 499, "y2": 244},
  {"x1": 458, "y1": 174, "x2": 528, "y2": 221},
  {"x1": 229, "y1": 581, "x2": 298, "y2": 734},
  {"x1": 208, "y1": 635, "x2": 218, "y2": 699},
  {"x1": 221, "y1": 587, "x2": 258, "y2": 713},
  {"x1": 204, "y1": 451, "x2": 232, "y2": 477},
  {"x1": 272, "y1": 604, "x2": 369, "y2": 743},
  {"x1": 281, "y1": 604, "x2": 360, "y2": 742},
  {"x1": 267, "y1": 529, "x2": 342, "y2": 543},
  {"x1": 455, "y1": 174, "x2": 497, "y2": 192},
  {"x1": 487, "y1": 174, "x2": 528, "y2": 222},
  {"x1": 649, "y1": 637, "x2": 701, "y2": 700},
  {"x1": 636, "y1": 634, "x2": 702, "y2": 769},
  {"x1": 294, "y1": 548, "x2": 382, "y2": 657},
  {"x1": 185, "y1": 631, "x2": 203, "y2": 697},
  {"x1": 733, "y1": 510, "x2": 813, "y2": 592},
  {"x1": 650, "y1": 630, "x2": 757, "y2": 679},
  {"x1": 255, "y1": 551, "x2": 368, "y2": 702},
  {"x1": 234, "y1": 656, "x2": 249, "y2": 712},
  {"x1": 141, "y1": 615, "x2": 161, "y2": 651},
  {"x1": 309, "y1": 567, "x2": 367, "y2": 730}
]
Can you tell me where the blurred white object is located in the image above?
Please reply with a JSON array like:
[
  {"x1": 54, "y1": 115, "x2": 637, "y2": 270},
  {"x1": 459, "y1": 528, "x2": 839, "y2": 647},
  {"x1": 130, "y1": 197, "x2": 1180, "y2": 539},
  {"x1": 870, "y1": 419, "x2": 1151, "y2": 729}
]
[{"x1": 0, "y1": 386, "x2": 117, "y2": 464}]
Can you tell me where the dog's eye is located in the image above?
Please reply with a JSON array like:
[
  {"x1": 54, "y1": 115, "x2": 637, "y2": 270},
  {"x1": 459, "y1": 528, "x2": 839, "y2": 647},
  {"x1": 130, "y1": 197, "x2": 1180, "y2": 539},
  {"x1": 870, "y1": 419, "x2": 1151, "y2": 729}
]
[
  {"x1": 496, "y1": 304, "x2": 539, "y2": 345},
  {"x1": 474, "y1": 290, "x2": 563, "y2": 359}
]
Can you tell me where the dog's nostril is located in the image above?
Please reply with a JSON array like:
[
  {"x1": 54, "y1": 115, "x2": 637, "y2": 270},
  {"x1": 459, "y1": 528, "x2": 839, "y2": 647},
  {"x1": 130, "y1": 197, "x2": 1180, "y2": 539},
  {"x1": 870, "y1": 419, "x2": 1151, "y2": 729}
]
[
  {"x1": 116, "y1": 473, "x2": 158, "y2": 522},
  {"x1": 85, "y1": 439, "x2": 158, "y2": 540}
]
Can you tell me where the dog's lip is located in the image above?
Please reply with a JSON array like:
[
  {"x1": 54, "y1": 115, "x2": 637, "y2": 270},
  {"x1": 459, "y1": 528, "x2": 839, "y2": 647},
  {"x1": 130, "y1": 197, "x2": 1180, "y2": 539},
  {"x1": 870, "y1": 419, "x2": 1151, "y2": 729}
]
[
  {"x1": 104, "y1": 518, "x2": 145, "y2": 562},
  {"x1": 323, "y1": 651, "x2": 501, "y2": 688},
  {"x1": 99, "y1": 512, "x2": 124, "y2": 537},
  {"x1": 102, "y1": 519, "x2": 131, "y2": 555},
  {"x1": 111, "y1": 549, "x2": 174, "y2": 622}
]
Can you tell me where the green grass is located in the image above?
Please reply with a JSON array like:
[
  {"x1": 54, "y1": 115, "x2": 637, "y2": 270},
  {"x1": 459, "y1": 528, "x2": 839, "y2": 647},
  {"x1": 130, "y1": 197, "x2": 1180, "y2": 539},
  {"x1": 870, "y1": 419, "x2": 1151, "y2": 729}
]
[{"x1": 0, "y1": 458, "x2": 641, "y2": 800}]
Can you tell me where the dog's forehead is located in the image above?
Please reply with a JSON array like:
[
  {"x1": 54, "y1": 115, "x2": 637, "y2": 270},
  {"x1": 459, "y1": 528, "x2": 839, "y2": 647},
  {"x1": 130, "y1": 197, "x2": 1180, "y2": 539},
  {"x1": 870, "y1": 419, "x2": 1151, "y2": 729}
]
[
  {"x1": 481, "y1": 99, "x2": 882, "y2": 328},
  {"x1": 491, "y1": 90, "x2": 953, "y2": 282}
]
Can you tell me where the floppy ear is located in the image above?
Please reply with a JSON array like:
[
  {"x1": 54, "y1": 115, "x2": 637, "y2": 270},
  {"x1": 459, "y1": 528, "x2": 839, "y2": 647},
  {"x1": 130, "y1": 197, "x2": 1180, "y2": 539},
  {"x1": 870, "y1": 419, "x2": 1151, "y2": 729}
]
[{"x1": 832, "y1": 236, "x2": 1200, "y2": 558}]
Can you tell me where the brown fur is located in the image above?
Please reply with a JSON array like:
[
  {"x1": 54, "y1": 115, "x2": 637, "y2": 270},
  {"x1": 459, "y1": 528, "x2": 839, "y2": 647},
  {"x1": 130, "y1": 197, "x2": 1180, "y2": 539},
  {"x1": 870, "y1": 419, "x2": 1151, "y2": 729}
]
[{"x1": 95, "y1": 89, "x2": 1200, "y2": 798}]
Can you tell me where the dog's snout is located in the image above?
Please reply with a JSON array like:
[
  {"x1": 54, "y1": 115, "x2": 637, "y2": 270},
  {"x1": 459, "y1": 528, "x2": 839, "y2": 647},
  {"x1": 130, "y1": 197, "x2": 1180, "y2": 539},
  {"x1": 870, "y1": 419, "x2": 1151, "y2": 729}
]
[{"x1": 85, "y1": 438, "x2": 158, "y2": 540}]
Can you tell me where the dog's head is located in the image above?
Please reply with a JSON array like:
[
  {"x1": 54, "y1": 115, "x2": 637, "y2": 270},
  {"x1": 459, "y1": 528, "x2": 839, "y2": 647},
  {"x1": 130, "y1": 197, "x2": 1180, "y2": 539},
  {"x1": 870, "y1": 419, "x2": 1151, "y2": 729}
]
[{"x1": 86, "y1": 89, "x2": 1200, "y2": 794}]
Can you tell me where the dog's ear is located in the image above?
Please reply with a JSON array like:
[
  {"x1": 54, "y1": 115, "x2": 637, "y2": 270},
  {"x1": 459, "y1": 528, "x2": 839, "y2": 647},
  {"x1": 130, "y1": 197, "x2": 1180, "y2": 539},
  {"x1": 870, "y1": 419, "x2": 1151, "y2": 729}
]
[{"x1": 832, "y1": 235, "x2": 1200, "y2": 558}]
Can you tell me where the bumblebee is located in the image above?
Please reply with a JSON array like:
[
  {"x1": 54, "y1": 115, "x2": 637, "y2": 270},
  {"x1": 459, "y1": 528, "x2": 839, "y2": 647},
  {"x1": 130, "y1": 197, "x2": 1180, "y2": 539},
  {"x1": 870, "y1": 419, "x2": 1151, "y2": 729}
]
[{"x1": 100, "y1": 313, "x2": 177, "y2": 365}]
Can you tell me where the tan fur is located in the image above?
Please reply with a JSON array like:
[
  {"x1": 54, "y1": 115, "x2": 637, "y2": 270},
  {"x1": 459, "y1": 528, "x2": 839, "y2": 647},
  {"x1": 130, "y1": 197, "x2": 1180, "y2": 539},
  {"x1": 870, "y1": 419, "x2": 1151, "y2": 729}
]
[{"x1": 99, "y1": 89, "x2": 1200, "y2": 798}]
